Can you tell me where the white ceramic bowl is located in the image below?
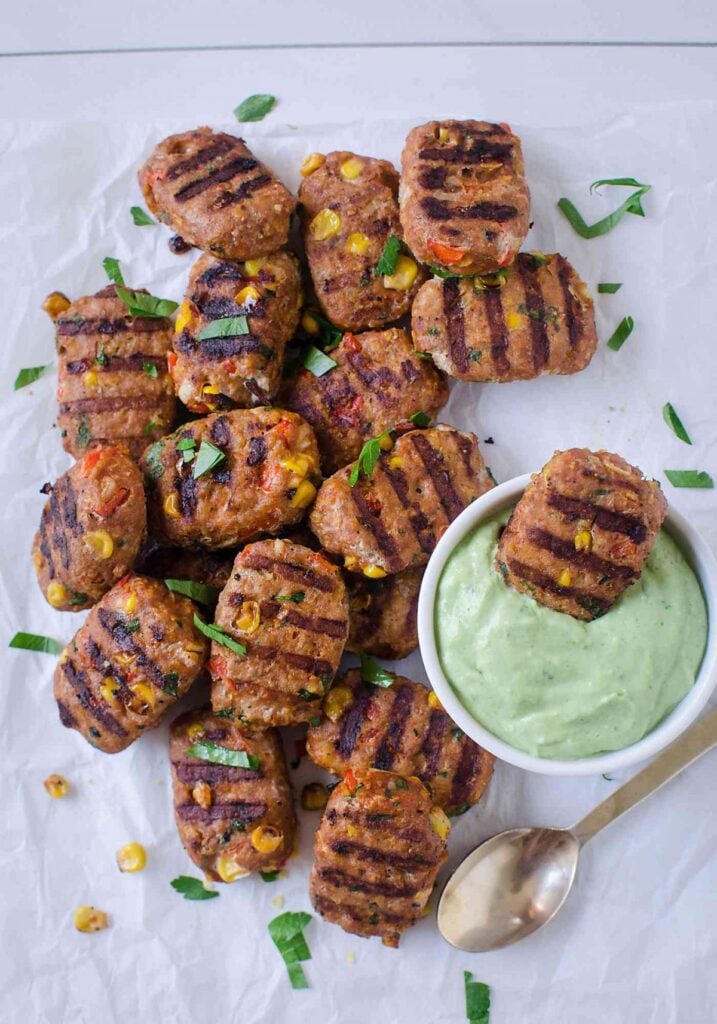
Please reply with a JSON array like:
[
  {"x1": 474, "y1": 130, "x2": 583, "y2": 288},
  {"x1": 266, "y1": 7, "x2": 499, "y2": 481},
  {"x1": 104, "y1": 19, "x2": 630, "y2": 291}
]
[{"x1": 418, "y1": 474, "x2": 717, "y2": 776}]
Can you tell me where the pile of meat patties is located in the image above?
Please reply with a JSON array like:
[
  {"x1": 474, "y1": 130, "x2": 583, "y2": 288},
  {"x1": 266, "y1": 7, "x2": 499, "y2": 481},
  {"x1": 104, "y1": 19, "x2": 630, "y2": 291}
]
[{"x1": 34, "y1": 119, "x2": 599, "y2": 947}]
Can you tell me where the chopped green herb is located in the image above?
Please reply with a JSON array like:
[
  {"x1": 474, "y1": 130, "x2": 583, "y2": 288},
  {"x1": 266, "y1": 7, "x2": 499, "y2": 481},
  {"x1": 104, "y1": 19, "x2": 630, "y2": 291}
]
[
  {"x1": 115, "y1": 286, "x2": 178, "y2": 319},
  {"x1": 144, "y1": 440, "x2": 165, "y2": 479},
  {"x1": 143, "y1": 420, "x2": 157, "y2": 437},
  {"x1": 528, "y1": 251, "x2": 549, "y2": 268},
  {"x1": 260, "y1": 870, "x2": 280, "y2": 883},
  {"x1": 464, "y1": 971, "x2": 491, "y2": 1024},
  {"x1": 95, "y1": 346, "x2": 108, "y2": 367},
  {"x1": 394, "y1": 777, "x2": 408, "y2": 790},
  {"x1": 411, "y1": 349, "x2": 432, "y2": 361},
  {"x1": 186, "y1": 739, "x2": 259, "y2": 770},
  {"x1": 170, "y1": 875, "x2": 219, "y2": 901},
  {"x1": 298, "y1": 689, "x2": 322, "y2": 702},
  {"x1": 664, "y1": 469, "x2": 713, "y2": 489},
  {"x1": 268, "y1": 911, "x2": 312, "y2": 990},
  {"x1": 662, "y1": 403, "x2": 692, "y2": 445},
  {"x1": 451, "y1": 727, "x2": 464, "y2": 740},
  {"x1": 486, "y1": 467, "x2": 498, "y2": 486},
  {"x1": 102, "y1": 257, "x2": 125, "y2": 285},
  {"x1": 308, "y1": 716, "x2": 321, "y2": 727},
  {"x1": 606, "y1": 316, "x2": 634, "y2": 351},
  {"x1": 448, "y1": 803, "x2": 470, "y2": 818},
  {"x1": 192, "y1": 613, "x2": 247, "y2": 656},
  {"x1": 305, "y1": 310, "x2": 343, "y2": 351},
  {"x1": 275, "y1": 591, "x2": 305, "y2": 603},
  {"x1": 349, "y1": 429, "x2": 392, "y2": 486},
  {"x1": 124, "y1": 618, "x2": 141, "y2": 633},
  {"x1": 193, "y1": 440, "x2": 226, "y2": 479},
  {"x1": 164, "y1": 578, "x2": 219, "y2": 605},
  {"x1": 234, "y1": 93, "x2": 277, "y2": 123},
  {"x1": 558, "y1": 179, "x2": 651, "y2": 239},
  {"x1": 429, "y1": 265, "x2": 463, "y2": 279},
  {"x1": 214, "y1": 708, "x2": 235, "y2": 719},
  {"x1": 408, "y1": 410, "x2": 431, "y2": 429},
  {"x1": 427, "y1": 327, "x2": 440, "y2": 337},
  {"x1": 163, "y1": 673, "x2": 179, "y2": 697},
  {"x1": 14, "y1": 365, "x2": 51, "y2": 391},
  {"x1": 130, "y1": 206, "x2": 156, "y2": 226},
  {"x1": 302, "y1": 344, "x2": 337, "y2": 378},
  {"x1": 517, "y1": 303, "x2": 560, "y2": 326},
  {"x1": 76, "y1": 417, "x2": 92, "y2": 449},
  {"x1": 598, "y1": 282, "x2": 622, "y2": 294},
  {"x1": 590, "y1": 176, "x2": 648, "y2": 195},
  {"x1": 197, "y1": 316, "x2": 249, "y2": 341},
  {"x1": 176, "y1": 437, "x2": 197, "y2": 451},
  {"x1": 468, "y1": 350, "x2": 482, "y2": 362},
  {"x1": 359, "y1": 654, "x2": 395, "y2": 688},
  {"x1": 9, "y1": 632, "x2": 62, "y2": 655},
  {"x1": 142, "y1": 361, "x2": 158, "y2": 379},
  {"x1": 374, "y1": 235, "x2": 402, "y2": 276}
]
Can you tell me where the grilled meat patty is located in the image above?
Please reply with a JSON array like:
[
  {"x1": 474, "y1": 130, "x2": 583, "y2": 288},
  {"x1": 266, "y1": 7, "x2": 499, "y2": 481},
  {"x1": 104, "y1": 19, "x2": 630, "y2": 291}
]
[
  {"x1": 170, "y1": 706, "x2": 296, "y2": 880},
  {"x1": 210, "y1": 540, "x2": 349, "y2": 727},
  {"x1": 53, "y1": 574, "x2": 208, "y2": 753},
  {"x1": 309, "y1": 769, "x2": 449, "y2": 947},
  {"x1": 346, "y1": 568, "x2": 423, "y2": 660},
  {"x1": 309, "y1": 425, "x2": 493, "y2": 575},
  {"x1": 411, "y1": 252, "x2": 597, "y2": 381},
  {"x1": 138, "y1": 127, "x2": 295, "y2": 260},
  {"x1": 307, "y1": 670, "x2": 494, "y2": 814},
  {"x1": 496, "y1": 448, "x2": 668, "y2": 621},
  {"x1": 299, "y1": 150, "x2": 427, "y2": 330},
  {"x1": 172, "y1": 250, "x2": 301, "y2": 412},
  {"x1": 136, "y1": 541, "x2": 234, "y2": 598},
  {"x1": 56, "y1": 286, "x2": 177, "y2": 459},
  {"x1": 141, "y1": 408, "x2": 320, "y2": 549},
  {"x1": 32, "y1": 445, "x2": 146, "y2": 611},
  {"x1": 282, "y1": 327, "x2": 449, "y2": 474},
  {"x1": 399, "y1": 120, "x2": 530, "y2": 276}
]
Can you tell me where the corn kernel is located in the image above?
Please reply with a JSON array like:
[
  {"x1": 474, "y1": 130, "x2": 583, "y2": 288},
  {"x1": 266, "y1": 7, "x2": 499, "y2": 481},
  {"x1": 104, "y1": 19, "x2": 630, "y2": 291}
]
[
  {"x1": 322, "y1": 686, "x2": 353, "y2": 723},
  {"x1": 345, "y1": 232, "x2": 371, "y2": 255},
  {"x1": 202, "y1": 384, "x2": 220, "y2": 395},
  {"x1": 187, "y1": 722, "x2": 204, "y2": 742},
  {"x1": 192, "y1": 780, "x2": 212, "y2": 810},
  {"x1": 340, "y1": 157, "x2": 363, "y2": 180},
  {"x1": 243, "y1": 258, "x2": 264, "y2": 278},
  {"x1": 163, "y1": 493, "x2": 181, "y2": 518},
  {"x1": 301, "y1": 311, "x2": 320, "y2": 335},
  {"x1": 301, "y1": 782, "x2": 329, "y2": 811},
  {"x1": 300, "y1": 152, "x2": 326, "y2": 176},
  {"x1": 128, "y1": 682, "x2": 156, "y2": 712},
  {"x1": 100, "y1": 679, "x2": 120, "y2": 703},
  {"x1": 235, "y1": 285, "x2": 261, "y2": 308},
  {"x1": 83, "y1": 370, "x2": 99, "y2": 388},
  {"x1": 272, "y1": 894, "x2": 285, "y2": 909},
  {"x1": 506, "y1": 311, "x2": 524, "y2": 329},
  {"x1": 437, "y1": 126, "x2": 450, "y2": 143},
  {"x1": 346, "y1": 823, "x2": 358, "y2": 839},
  {"x1": 388, "y1": 455, "x2": 404, "y2": 470},
  {"x1": 114, "y1": 652, "x2": 135, "y2": 667},
  {"x1": 363, "y1": 565, "x2": 387, "y2": 579},
  {"x1": 427, "y1": 691, "x2": 443, "y2": 710},
  {"x1": 383, "y1": 255, "x2": 418, "y2": 291},
  {"x1": 235, "y1": 599, "x2": 261, "y2": 634},
  {"x1": 250, "y1": 825, "x2": 283, "y2": 854},
  {"x1": 343, "y1": 555, "x2": 359, "y2": 570},
  {"x1": 59, "y1": 646, "x2": 70, "y2": 665},
  {"x1": 83, "y1": 530, "x2": 114, "y2": 560},
  {"x1": 310, "y1": 208, "x2": 342, "y2": 241},
  {"x1": 557, "y1": 568, "x2": 573, "y2": 588},
  {"x1": 116, "y1": 842, "x2": 146, "y2": 873},
  {"x1": 124, "y1": 593, "x2": 137, "y2": 614},
  {"x1": 378, "y1": 434, "x2": 394, "y2": 451},
  {"x1": 420, "y1": 900, "x2": 432, "y2": 918},
  {"x1": 281, "y1": 454, "x2": 312, "y2": 476},
  {"x1": 291, "y1": 480, "x2": 317, "y2": 509},
  {"x1": 47, "y1": 581, "x2": 69, "y2": 608},
  {"x1": 428, "y1": 807, "x2": 451, "y2": 841},
  {"x1": 73, "y1": 906, "x2": 109, "y2": 933},
  {"x1": 44, "y1": 774, "x2": 69, "y2": 799},
  {"x1": 42, "y1": 291, "x2": 71, "y2": 320},
  {"x1": 574, "y1": 530, "x2": 593, "y2": 552},
  {"x1": 216, "y1": 856, "x2": 250, "y2": 883},
  {"x1": 174, "y1": 299, "x2": 193, "y2": 335}
]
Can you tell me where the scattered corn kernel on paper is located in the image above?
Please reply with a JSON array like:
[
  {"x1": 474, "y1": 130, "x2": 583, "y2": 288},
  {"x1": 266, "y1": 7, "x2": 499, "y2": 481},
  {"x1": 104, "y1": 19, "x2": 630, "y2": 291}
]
[{"x1": 0, "y1": 105, "x2": 716, "y2": 1024}]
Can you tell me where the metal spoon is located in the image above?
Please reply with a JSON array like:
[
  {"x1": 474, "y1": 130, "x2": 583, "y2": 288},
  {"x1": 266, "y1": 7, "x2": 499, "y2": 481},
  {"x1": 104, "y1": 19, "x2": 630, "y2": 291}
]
[{"x1": 438, "y1": 707, "x2": 717, "y2": 952}]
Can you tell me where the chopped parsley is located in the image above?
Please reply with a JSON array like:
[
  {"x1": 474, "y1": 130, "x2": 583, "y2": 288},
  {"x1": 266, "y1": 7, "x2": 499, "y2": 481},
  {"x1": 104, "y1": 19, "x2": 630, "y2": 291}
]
[
  {"x1": 359, "y1": 654, "x2": 394, "y2": 688},
  {"x1": 76, "y1": 417, "x2": 92, "y2": 449},
  {"x1": 375, "y1": 235, "x2": 402, "y2": 276},
  {"x1": 164, "y1": 579, "x2": 219, "y2": 605},
  {"x1": 598, "y1": 282, "x2": 622, "y2": 293},
  {"x1": 304, "y1": 310, "x2": 342, "y2": 351},
  {"x1": 115, "y1": 286, "x2": 178, "y2": 319},
  {"x1": 102, "y1": 257, "x2": 125, "y2": 285},
  {"x1": 130, "y1": 206, "x2": 156, "y2": 226},
  {"x1": 142, "y1": 361, "x2": 158, "y2": 378},
  {"x1": 14, "y1": 365, "x2": 51, "y2": 391},
  {"x1": 260, "y1": 870, "x2": 280, "y2": 883},
  {"x1": 664, "y1": 469, "x2": 713, "y2": 489},
  {"x1": 170, "y1": 875, "x2": 219, "y2": 901},
  {"x1": 517, "y1": 303, "x2": 559, "y2": 326},
  {"x1": 192, "y1": 613, "x2": 247, "y2": 656},
  {"x1": 427, "y1": 327, "x2": 440, "y2": 337},
  {"x1": 186, "y1": 739, "x2": 259, "y2": 770},
  {"x1": 197, "y1": 316, "x2": 249, "y2": 341},
  {"x1": 267, "y1": 911, "x2": 312, "y2": 990},
  {"x1": 408, "y1": 410, "x2": 431, "y2": 428},
  {"x1": 193, "y1": 440, "x2": 226, "y2": 479},
  {"x1": 606, "y1": 316, "x2": 634, "y2": 351},
  {"x1": 464, "y1": 971, "x2": 491, "y2": 1024},
  {"x1": 298, "y1": 689, "x2": 322, "y2": 702},
  {"x1": 95, "y1": 346, "x2": 109, "y2": 367},
  {"x1": 9, "y1": 632, "x2": 62, "y2": 655},
  {"x1": 274, "y1": 591, "x2": 305, "y2": 603},
  {"x1": 302, "y1": 344, "x2": 337, "y2": 378},
  {"x1": 234, "y1": 93, "x2": 277, "y2": 122},
  {"x1": 558, "y1": 178, "x2": 651, "y2": 239},
  {"x1": 662, "y1": 403, "x2": 692, "y2": 445}
]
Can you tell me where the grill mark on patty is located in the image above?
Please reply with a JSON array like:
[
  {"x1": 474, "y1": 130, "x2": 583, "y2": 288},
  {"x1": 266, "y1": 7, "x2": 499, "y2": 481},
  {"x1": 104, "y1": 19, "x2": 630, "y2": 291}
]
[
  {"x1": 348, "y1": 579, "x2": 388, "y2": 647},
  {"x1": 555, "y1": 255, "x2": 583, "y2": 348},
  {"x1": 210, "y1": 415, "x2": 232, "y2": 448},
  {"x1": 48, "y1": 487, "x2": 69, "y2": 569},
  {"x1": 173, "y1": 155, "x2": 259, "y2": 202},
  {"x1": 527, "y1": 526, "x2": 637, "y2": 580},
  {"x1": 317, "y1": 866, "x2": 422, "y2": 899},
  {"x1": 330, "y1": 840, "x2": 429, "y2": 871},
  {"x1": 442, "y1": 278, "x2": 469, "y2": 374},
  {"x1": 547, "y1": 493, "x2": 647, "y2": 543},
  {"x1": 212, "y1": 174, "x2": 273, "y2": 209},
  {"x1": 451, "y1": 740, "x2": 481, "y2": 809},
  {"x1": 418, "y1": 139, "x2": 512, "y2": 164},
  {"x1": 60, "y1": 476, "x2": 82, "y2": 536},
  {"x1": 506, "y1": 557, "x2": 611, "y2": 615},
  {"x1": 344, "y1": 349, "x2": 399, "y2": 394},
  {"x1": 325, "y1": 806, "x2": 425, "y2": 842},
  {"x1": 66, "y1": 354, "x2": 166, "y2": 375},
  {"x1": 177, "y1": 473, "x2": 199, "y2": 518},
  {"x1": 420, "y1": 197, "x2": 518, "y2": 222},
  {"x1": 239, "y1": 553, "x2": 337, "y2": 592},
  {"x1": 173, "y1": 762, "x2": 261, "y2": 783},
  {"x1": 176, "y1": 332, "x2": 265, "y2": 361},
  {"x1": 56, "y1": 699, "x2": 77, "y2": 728},
  {"x1": 59, "y1": 395, "x2": 161, "y2": 415},
  {"x1": 336, "y1": 684, "x2": 373, "y2": 758},
  {"x1": 418, "y1": 708, "x2": 447, "y2": 782},
  {"x1": 247, "y1": 645, "x2": 335, "y2": 678},
  {"x1": 517, "y1": 256, "x2": 550, "y2": 372},
  {"x1": 314, "y1": 370, "x2": 362, "y2": 429},
  {"x1": 38, "y1": 508, "x2": 56, "y2": 579},
  {"x1": 57, "y1": 316, "x2": 167, "y2": 336},
  {"x1": 175, "y1": 801, "x2": 266, "y2": 823},
  {"x1": 372, "y1": 684, "x2": 416, "y2": 771},
  {"x1": 419, "y1": 165, "x2": 448, "y2": 188},
  {"x1": 96, "y1": 609, "x2": 177, "y2": 692},
  {"x1": 311, "y1": 891, "x2": 405, "y2": 928},
  {"x1": 409, "y1": 433, "x2": 464, "y2": 520},
  {"x1": 379, "y1": 463, "x2": 436, "y2": 554},
  {"x1": 196, "y1": 261, "x2": 245, "y2": 288},
  {"x1": 166, "y1": 135, "x2": 236, "y2": 180},
  {"x1": 84, "y1": 639, "x2": 133, "y2": 700},
  {"x1": 481, "y1": 285, "x2": 511, "y2": 376},
  {"x1": 61, "y1": 659, "x2": 128, "y2": 737},
  {"x1": 453, "y1": 433, "x2": 478, "y2": 480},
  {"x1": 350, "y1": 488, "x2": 401, "y2": 568},
  {"x1": 196, "y1": 296, "x2": 244, "y2": 320},
  {"x1": 258, "y1": 601, "x2": 348, "y2": 639}
]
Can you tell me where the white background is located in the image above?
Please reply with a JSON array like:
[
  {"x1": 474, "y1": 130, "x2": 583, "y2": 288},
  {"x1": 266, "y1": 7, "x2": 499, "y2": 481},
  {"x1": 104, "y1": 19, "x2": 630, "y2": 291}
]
[{"x1": 0, "y1": 5, "x2": 716, "y2": 1024}]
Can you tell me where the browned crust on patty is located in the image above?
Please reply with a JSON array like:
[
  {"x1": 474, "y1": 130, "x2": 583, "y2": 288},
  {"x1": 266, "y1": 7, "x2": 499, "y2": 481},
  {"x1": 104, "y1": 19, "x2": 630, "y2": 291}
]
[
  {"x1": 136, "y1": 542, "x2": 235, "y2": 597},
  {"x1": 345, "y1": 567, "x2": 423, "y2": 660}
]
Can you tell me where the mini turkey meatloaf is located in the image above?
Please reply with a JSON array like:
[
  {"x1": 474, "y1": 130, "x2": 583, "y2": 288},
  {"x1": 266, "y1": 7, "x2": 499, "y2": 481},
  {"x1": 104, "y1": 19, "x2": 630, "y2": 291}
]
[
  {"x1": 55, "y1": 286, "x2": 177, "y2": 459},
  {"x1": 307, "y1": 671, "x2": 494, "y2": 815},
  {"x1": 171, "y1": 250, "x2": 301, "y2": 411},
  {"x1": 141, "y1": 408, "x2": 321, "y2": 549},
  {"x1": 346, "y1": 567, "x2": 423, "y2": 660},
  {"x1": 32, "y1": 445, "x2": 146, "y2": 612},
  {"x1": 210, "y1": 540, "x2": 349, "y2": 727},
  {"x1": 138, "y1": 128, "x2": 294, "y2": 259},
  {"x1": 309, "y1": 769, "x2": 449, "y2": 947},
  {"x1": 170, "y1": 706, "x2": 296, "y2": 881},
  {"x1": 299, "y1": 150, "x2": 427, "y2": 331},
  {"x1": 412, "y1": 252, "x2": 597, "y2": 382},
  {"x1": 496, "y1": 448, "x2": 668, "y2": 621},
  {"x1": 282, "y1": 327, "x2": 448, "y2": 474},
  {"x1": 309, "y1": 425, "x2": 493, "y2": 576},
  {"x1": 399, "y1": 120, "x2": 530, "y2": 276},
  {"x1": 53, "y1": 574, "x2": 208, "y2": 753}
]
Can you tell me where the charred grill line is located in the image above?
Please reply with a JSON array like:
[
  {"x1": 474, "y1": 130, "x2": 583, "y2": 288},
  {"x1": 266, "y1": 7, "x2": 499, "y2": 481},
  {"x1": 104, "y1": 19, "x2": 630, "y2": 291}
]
[
  {"x1": 442, "y1": 278, "x2": 469, "y2": 374},
  {"x1": 60, "y1": 396, "x2": 161, "y2": 415},
  {"x1": 344, "y1": 349, "x2": 399, "y2": 395},
  {"x1": 547, "y1": 493, "x2": 647, "y2": 543},
  {"x1": 66, "y1": 354, "x2": 166, "y2": 375},
  {"x1": 330, "y1": 839, "x2": 430, "y2": 871},
  {"x1": 176, "y1": 801, "x2": 266, "y2": 823},
  {"x1": 409, "y1": 433, "x2": 464, "y2": 520},
  {"x1": 419, "y1": 166, "x2": 448, "y2": 189},
  {"x1": 248, "y1": 645, "x2": 335, "y2": 678},
  {"x1": 213, "y1": 174, "x2": 273, "y2": 209},
  {"x1": 173, "y1": 762, "x2": 261, "y2": 783},
  {"x1": 176, "y1": 332, "x2": 266, "y2": 361},
  {"x1": 48, "y1": 487, "x2": 69, "y2": 570},
  {"x1": 528, "y1": 526, "x2": 636, "y2": 580},
  {"x1": 418, "y1": 139, "x2": 512, "y2": 164},
  {"x1": 196, "y1": 261, "x2": 245, "y2": 288},
  {"x1": 85, "y1": 639, "x2": 133, "y2": 700},
  {"x1": 350, "y1": 488, "x2": 401, "y2": 568},
  {"x1": 555, "y1": 255, "x2": 583, "y2": 348},
  {"x1": 173, "y1": 155, "x2": 260, "y2": 203},
  {"x1": 240, "y1": 553, "x2": 337, "y2": 592},
  {"x1": 61, "y1": 659, "x2": 128, "y2": 737},
  {"x1": 517, "y1": 256, "x2": 550, "y2": 372},
  {"x1": 372, "y1": 684, "x2": 415, "y2": 771},
  {"x1": 259, "y1": 601, "x2": 349, "y2": 639},
  {"x1": 450, "y1": 741, "x2": 481, "y2": 809},
  {"x1": 317, "y1": 865, "x2": 422, "y2": 899},
  {"x1": 312, "y1": 891, "x2": 405, "y2": 927},
  {"x1": 482, "y1": 285, "x2": 511, "y2": 376},
  {"x1": 379, "y1": 463, "x2": 436, "y2": 554},
  {"x1": 57, "y1": 317, "x2": 167, "y2": 336},
  {"x1": 506, "y1": 557, "x2": 611, "y2": 614},
  {"x1": 418, "y1": 708, "x2": 447, "y2": 782},
  {"x1": 96, "y1": 609, "x2": 176, "y2": 692},
  {"x1": 420, "y1": 197, "x2": 518, "y2": 222},
  {"x1": 39, "y1": 509, "x2": 56, "y2": 579},
  {"x1": 167, "y1": 136, "x2": 236, "y2": 180},
  {"x1": 57, "y1": 699, "x2": 77, "y2": 728},
  {"x1": 336, "y1": 684, "x2": 373, "y2": 758}
]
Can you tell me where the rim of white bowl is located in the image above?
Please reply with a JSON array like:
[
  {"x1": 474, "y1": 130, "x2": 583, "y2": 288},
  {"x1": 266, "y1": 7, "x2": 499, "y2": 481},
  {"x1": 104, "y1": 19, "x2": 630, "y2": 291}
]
[{"x1": 417, "y1": 474, "x2": 717, "y2": 777}]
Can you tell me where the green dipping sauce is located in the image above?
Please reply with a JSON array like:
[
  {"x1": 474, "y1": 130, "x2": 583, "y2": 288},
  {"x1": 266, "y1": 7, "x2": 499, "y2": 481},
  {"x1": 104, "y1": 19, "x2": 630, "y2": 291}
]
[{"x1": 435, "y1": 508, "x2": 708, "y2": 759}]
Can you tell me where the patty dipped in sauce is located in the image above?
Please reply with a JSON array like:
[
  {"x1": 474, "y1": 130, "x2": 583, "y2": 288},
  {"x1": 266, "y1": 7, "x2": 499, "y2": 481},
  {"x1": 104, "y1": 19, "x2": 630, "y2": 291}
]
[
  {"x1": 138, "y1": 128, "x2": 294, "y2": 259},
  {"x1": 172, "y1": 250, "x2": 301, "y2": 412},
  {"x1": 170, "y1": 706, "x2": 296, "y2": 881},
  {"x1": 411, "y1": 252, "x2": 597, "y2": 381},
  {"x1": 32, "y1": 445, "x2": 147, "y2": 611},
  {"x1": 345, "y1": 568, "x2": 423, "y2": 660},
  {"x1": 283, "y1": 327, "x2": 449, "y2": 474},
  {"x1": 399, "y1": 120, "x2": 530, "y2": 276},
  {"x1": 210, "y1": 540, "x2": 349, "y2": 727},
  {"x1": 141, "y1": 409, "x2": 320, "y2": 549},
  {"x1": 53, "y1": 574, "x2": 208, "y2": 753},
  {"x1": 309, "y1": 769, "x2": 449, "y2": 947}
]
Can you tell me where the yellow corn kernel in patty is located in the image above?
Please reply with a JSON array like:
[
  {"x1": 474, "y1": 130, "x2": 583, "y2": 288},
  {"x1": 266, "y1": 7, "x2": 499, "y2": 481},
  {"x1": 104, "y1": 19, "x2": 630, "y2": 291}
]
[
  {"x1": 174, "y1": 299, "x2": 193, "y2": 335},
  {"x1": 574, "y1": 530, "x2": 593, "y2": 552},
  {"x1": 340, "y1": 157, "x2": 363, "y2": 180},
  {"x1": 42, "y1": 291, "x2": 71, "y2": 321},
  {"x1": 243, "y1": 258, "x2": 264, "y2": 278},
  {"x1": 428, "y1": 806, "x2": 451, "y2": 841},
  {"x1": 323, "y1": 685, "x2": 353, "y2": 723},
  {"x1": 379, "y1": 434, "x2": 394, "y2": 451},
  {"x1": 202, "y1": 384, "x2": 220, "y2": 395},
  {"x1": 192, "y1": 781, "x2": 212, "y2": 810},
  {"x1": 235, "y1": 599, "x2": 261, "y2": 634},
  {"x1": 73, "y1": 906, "x2": 109, "y2": 933},
  {"x1": 388, "y1": 455, "x2": 403, "y2": 470},
  {"x1": 82, "y1": 370, "x2": 99, "y2": 389},
  {"x1": 300, "y1": 152, "x2": 326, "y2": 177},
  {"x1": 301, "y1": 783, "x2": 328, "y2": 811},
  {"x1": 164, "y1": 493, "x2": 181, "y2": 518},
  {"x1": 84, "y1": 530, "x2": 114, "y2": 560},
  {"x1": 187, "y1": 722, "x2": 204, "y2": 742},
  {"x1": 281, "y1": 454, "x2": 312, "y2": 477},
  {"x1": 343, "y1": 555, "x2": 359, "y2": 570},
  {"x1": 506, "y1": 311, "x2": 524, "y2": 329},
  {"x1": 216, "y1": 856, "x2": 250, "y2": 883},
  {"x1": 44, "y1": 774, "x2": 69, "y2": 799},
  {"x1": 47, "y1": 581, "x2": 69, "y2": 608},
  {"x1": 345, "y1": 232, "x2": 370, "y2": 255},
  {"x1": 436, "y1": 126, "x2": 450, "y2": 143},
  {"x1": 291, "y1": 480, "x2": 317, "y2": 509},
  {"x1": 100, "y1": 679, "x2": 120, "y2": 704},
  {"x1": 129, "y1": 682, "x2": 156, "y2": 711},
  {"x1": 310, "y1": 208, "x2": 342, "y2": 241},
  {"x1": 301, "y1": 311, "x2": 320, "y2": 336},
  {"x1": 346, "y1": 823, "x2": 358, "y2": 839},
  {"x1": 124, "y1": 592, "x2": 138, "y2": 614},
  {"x1": 557, "y1": 568, "x2": 573, "y2": 588},
  {"x1": 116, "y1": 842, "x2": 146, "y2": 873},
  {"x1": 114, "y1": 652, "x2": 135, "y2": 667},
  {"x1": 427, "y1": 691, "x2": 443, "y2": 710},
  {"x1": 235, "y1": 285, "x2": 261, "y2": 308},
  {"x1": 250, "y1": 825, "x2": 283, "y2": 855},
  {"x1": 383, "y1": 255, "x2": 418, "y2": 291},
  {"x1": 363, "y1": 565, "x2": 387, "y2": 579}
]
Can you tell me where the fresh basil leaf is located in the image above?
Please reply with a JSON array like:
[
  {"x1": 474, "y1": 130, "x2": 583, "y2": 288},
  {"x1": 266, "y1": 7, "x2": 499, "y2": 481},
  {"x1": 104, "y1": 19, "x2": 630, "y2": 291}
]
[
  {"x1": 408, "y1": 411, "x2": 431, "y2": 429},
  {"x1": 193, "y1": 613, "x2": 247, "y2": 655},
  {"x1": 115, "y1": 286, "x2": 178, "y2": 319},
  {"x1": 664, "y1": 469, "x2": 713, "y2": 489},
  {"x1": 464, "y1": 971, "x2": 491, "y2": 1024},
  {"x1": 193, "y1": 440, "x2": 226, "y2": 479},
  {"x1": 170, "y1": 875, "x2": 219, "y2": 901},
  {"x1": 197, "y1": 316, "x2": 249, "y2": 341},
  {"x1": 662, "y1": 403, "x2": 692, "y2": 445},
  {"x1": 359, "y1": 654, "x2": 394, "y2": 688},
  {"x1": 349, "y1": 430, "x2": 391, "y2": 486},
  {"x1": 164, "y1": 578, "x2": 219, "y2": 605},
  {"x1": 597, "y1": 282, "x2": 622, "y2": 294},
  {"x1": 9, "y1": 632, "x2": 62, "y2": 655},
  {"x1": 590, "y1": 177, "x2": 648, "y2": 193},
  {"x1": 260, "y1": 870, "x2": 280, "y2": 882},
  {"x1": 130, "y1": 206, "x2": 156, "y2": 226},
  {"x1": 268, "y1": 911, "x2": 312, "y2": 989},
  {"x1": 307, "y1": 310, "x2": 343, "y2": 351},
  {"x1": 606, "y1": 316, "x2": 634, "y2": 351},
  {"x1": 375, "y1": 235, "x2": 402, "y2": 277},
  {"x1": 186, "y1": 739, "x2": 259, "y2": 770},
  {"x1": 234, "y1": 93, "x2": 277, "y2": 122},
  {"x1": 176, "y1": 437, "x2": 197, "y2": 451},
  {"x1": 558, "y1": 182, "x2": 651, "y2": 239},
  {"x1": 14, "y1": 365, "x2": 51, "y2": 391},
  {"x1": 142, "y1": 361, "x2": 158, "y2": 379},
  {"x1": 102, "y1": 257, "x2": 125, "y2": 286},
  {"x1": 302, "y1": 344, "x2": 337, "y2": 378}
]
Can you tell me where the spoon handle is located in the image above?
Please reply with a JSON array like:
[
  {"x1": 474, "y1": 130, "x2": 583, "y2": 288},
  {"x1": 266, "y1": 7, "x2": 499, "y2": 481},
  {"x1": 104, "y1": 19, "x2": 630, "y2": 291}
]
[{"x1": 571, "y1": 707, "x2": 717, "y2": 847}]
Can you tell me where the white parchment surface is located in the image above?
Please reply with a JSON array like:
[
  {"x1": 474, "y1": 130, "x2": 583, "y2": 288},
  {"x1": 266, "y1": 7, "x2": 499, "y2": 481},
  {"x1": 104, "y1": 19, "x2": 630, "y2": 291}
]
[{"x1": 0, "y1": 107, "x2": 715, "y2": 1024}]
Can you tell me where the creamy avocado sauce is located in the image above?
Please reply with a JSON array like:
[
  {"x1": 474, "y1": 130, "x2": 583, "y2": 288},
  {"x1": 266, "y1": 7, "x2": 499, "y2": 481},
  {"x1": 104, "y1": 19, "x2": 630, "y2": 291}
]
[{"x1": 435, "y1": 509, "x2": 708, "y2": 759}]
